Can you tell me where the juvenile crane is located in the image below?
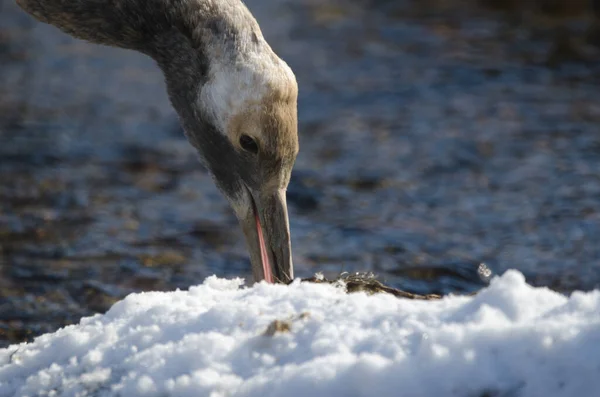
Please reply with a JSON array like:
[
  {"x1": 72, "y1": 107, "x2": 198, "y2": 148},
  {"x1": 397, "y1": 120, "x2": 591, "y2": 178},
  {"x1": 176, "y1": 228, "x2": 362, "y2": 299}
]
[{"x1": 16, "y1": 0, "x2": 299, "y2": 283}]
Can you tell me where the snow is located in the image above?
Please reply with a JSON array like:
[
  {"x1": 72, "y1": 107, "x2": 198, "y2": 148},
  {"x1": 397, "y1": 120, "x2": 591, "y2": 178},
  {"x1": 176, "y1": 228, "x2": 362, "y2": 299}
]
[{"x1": 1, "y1": 270, "x2": 599, "y2": 397}]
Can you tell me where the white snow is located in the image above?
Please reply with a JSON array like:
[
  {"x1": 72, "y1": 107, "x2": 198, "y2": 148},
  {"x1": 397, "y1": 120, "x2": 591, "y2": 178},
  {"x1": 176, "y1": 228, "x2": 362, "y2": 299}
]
[{"x1": 1, "y1": 270, "x2": 599, "y2": 397}]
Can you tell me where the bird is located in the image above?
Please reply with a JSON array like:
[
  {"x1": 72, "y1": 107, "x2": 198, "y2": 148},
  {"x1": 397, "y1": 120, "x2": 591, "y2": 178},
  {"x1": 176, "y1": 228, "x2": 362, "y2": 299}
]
[{"x1": 15, "y1": 0, "x2": 299, "y2": 284}]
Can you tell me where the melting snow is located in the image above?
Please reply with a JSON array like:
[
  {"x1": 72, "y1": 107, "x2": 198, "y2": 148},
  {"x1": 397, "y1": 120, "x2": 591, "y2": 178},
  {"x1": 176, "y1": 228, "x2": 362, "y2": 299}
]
[{"x1": 1, "y1": 270, "x2": 599, "y2": 397}]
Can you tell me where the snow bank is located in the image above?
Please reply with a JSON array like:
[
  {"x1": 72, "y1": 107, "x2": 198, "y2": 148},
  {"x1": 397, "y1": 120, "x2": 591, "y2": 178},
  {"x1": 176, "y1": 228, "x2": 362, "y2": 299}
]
[{"x1": 1, "y1": 270, "x2": 599, "y2": 397}]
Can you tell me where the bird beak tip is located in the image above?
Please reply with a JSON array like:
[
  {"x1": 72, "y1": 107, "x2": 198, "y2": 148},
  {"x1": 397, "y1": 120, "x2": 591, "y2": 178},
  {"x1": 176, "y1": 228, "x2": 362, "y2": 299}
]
[{"x1": 238, "y1": 188, "x2": 294, "y2": 284}]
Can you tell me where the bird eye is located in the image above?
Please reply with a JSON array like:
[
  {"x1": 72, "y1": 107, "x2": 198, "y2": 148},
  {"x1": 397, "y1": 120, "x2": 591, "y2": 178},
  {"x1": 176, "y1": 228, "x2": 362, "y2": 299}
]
[{"x1": 239, "y1": 134, "x2": 258, "y2": 154}]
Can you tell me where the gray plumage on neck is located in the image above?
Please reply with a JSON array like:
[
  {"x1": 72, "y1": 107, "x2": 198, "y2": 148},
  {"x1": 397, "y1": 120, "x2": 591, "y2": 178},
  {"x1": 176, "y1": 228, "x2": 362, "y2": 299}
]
[
  {"x1": 17, "y1": 0, "x2": 258, "y2": 53},
  {"x1": 17, "y1": 0, "x2": 299, "y2": 284}
]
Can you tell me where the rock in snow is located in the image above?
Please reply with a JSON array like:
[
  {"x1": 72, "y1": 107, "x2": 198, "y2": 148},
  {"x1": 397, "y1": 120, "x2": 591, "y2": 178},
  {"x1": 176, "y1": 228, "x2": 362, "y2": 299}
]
[{"x1": 1, "y1": 270, "x2": 599, "y2": 397}]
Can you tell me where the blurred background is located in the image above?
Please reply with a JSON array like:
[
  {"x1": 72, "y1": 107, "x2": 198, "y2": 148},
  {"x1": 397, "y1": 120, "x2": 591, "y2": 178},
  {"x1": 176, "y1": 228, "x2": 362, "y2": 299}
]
[{"x1": 1, "y1": 0, "x2": 600, "y2": 346}]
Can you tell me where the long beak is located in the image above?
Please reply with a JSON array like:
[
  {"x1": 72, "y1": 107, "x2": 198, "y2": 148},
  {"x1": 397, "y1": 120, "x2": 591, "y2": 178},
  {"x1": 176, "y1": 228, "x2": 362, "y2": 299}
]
[{"x1": 239, "y1": 188, "x2": 294, "y2": 284}]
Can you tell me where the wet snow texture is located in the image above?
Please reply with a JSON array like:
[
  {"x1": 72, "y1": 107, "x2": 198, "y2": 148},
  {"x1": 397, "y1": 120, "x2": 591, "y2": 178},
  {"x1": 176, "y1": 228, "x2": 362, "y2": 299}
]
[{"x1": 1, "y1": 270, "x2": 599, "y2": 397}]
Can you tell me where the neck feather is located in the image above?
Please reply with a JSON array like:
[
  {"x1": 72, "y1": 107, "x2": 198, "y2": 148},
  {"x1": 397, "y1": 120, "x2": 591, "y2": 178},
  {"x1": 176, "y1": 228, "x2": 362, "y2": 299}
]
[
  {"x1": 16, "y1": 0, "x2": 268, "y2": 126},
  {"x1": 16, "y1": 0, "x2": 263, "y2": 67}
]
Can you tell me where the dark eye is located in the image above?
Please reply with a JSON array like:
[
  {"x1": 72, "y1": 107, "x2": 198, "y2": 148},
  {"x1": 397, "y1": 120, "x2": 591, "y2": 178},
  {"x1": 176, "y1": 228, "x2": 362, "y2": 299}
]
[{"x1": 239, "y1": 134, "x2": 258, "y2": 154}]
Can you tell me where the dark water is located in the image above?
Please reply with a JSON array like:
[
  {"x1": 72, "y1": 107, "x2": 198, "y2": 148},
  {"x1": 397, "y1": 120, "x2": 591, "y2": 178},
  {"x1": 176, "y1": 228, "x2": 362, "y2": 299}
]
[{"x1": 1, "y1": 0, "x2": 600, "y2": 346}]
